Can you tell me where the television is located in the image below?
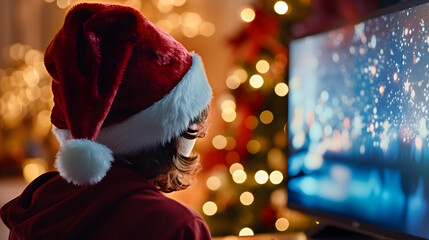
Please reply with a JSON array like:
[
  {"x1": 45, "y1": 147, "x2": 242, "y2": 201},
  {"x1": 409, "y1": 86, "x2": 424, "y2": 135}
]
[{"x1": 287, "y1": 0, "x2": 429, "y2": 239}]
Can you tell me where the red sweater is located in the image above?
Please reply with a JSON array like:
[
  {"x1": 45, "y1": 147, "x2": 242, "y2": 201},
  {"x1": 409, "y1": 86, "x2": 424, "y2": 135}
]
[{"x1": 1, "y1": 166, "x2": 211, "y2": 240}]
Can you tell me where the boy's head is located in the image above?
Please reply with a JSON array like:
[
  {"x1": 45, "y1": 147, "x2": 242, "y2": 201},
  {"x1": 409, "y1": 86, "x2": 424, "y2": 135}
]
[{"x1": 45, "y1": 3, "x2": 212, "y2": 186}]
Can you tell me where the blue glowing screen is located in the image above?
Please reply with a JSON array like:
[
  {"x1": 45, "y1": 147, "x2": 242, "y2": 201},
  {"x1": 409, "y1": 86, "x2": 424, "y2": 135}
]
[{"x1": 288, "y1": 2, "x2": 429, "y2": 239}]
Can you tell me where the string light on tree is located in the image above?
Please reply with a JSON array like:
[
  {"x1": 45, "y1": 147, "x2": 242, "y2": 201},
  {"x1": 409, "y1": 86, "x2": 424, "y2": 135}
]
[
  {"x1": 249, "y1": 74, "x2": 264, "y2": 89},
  {"x1": 254, "y1": 170, "x2": 269, "y2": 184},
  {"x1": 229, "y1": 163, "x2": 244, "y2": 175},
  {"x1": 269, "y1": 170, "x2": 284, "y2": 184},
  {"x1": 274, "y1": 83, "x2": 289, "y2": 97},
  {"x1": 234, "y1": 68, "x2": 248, "y2": 83},
  {"x1": 260, "y1": 110, "x2": 274, "y2": 124},
  {"x1": 232, "y1": 169, "x2": 247, "y2": 184},
  {"x1": 212, "y1": 135, "x2": 228, "y2": 149},
  {"x1": 239, "y1": 191, "x2": 255, "y2": 206},
  {"x1": 202, "y1": 201, "x2": 218, "y2": 216},
  {"x1": 275, "y1": 218, "x2": 290, "y2": 231},
  {"x1": 274, "y1": 1, "x2": 289, "y2": 15},
  {"x1": 239, "y1": 227, "x2": 254, "y2": 236},
  {"x1": 206, "y1": 176, "x2": 222, "y2": 191},
  {"x1": 240, "y1": 8, "x2": 256, "y2": 22},
  {"x1": 246, "y1": 139, "x2": 261, "y2": 154},
  {"x1": 256, "y1": 60, "x2": 270, "y2": 74}
]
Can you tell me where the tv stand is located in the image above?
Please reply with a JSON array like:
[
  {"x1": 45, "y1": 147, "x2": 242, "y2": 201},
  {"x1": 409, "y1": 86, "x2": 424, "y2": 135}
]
[{"x1": 306, "y1": 224, "x2": 384, "y2": 240}]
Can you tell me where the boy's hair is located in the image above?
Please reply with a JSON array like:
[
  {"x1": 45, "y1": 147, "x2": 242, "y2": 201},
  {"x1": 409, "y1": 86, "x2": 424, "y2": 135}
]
[{"x1": 114, "y1": 107, "x2": 210, "y2": 192}]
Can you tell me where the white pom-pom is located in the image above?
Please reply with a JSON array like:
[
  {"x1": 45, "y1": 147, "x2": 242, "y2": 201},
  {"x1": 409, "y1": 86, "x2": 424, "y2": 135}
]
[{"x1": 56, "y1": 139, "x2": 114, "y2": 185}]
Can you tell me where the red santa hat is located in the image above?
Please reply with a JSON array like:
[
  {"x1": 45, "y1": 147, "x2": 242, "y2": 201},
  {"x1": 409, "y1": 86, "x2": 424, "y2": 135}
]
[{"x1": 44, "y1": 3, "x2": 212, "y2": 185}]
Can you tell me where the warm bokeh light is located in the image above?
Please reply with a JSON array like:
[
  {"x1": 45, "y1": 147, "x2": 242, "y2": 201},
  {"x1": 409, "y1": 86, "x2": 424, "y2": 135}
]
[
  {"x1": 157, "y1": 0, "x2": 174, "y2": 13},
  {"x1": 260, "y1": 110, "x2": 274, "y2": 124},
  {"x1": 240, "y1": 8, "x2": 256, "y2": 22},
  {"x1": 274, "y1": 1, "x2": 289, "y2": 15},
  {"x1": 221, "y1": 111, "x2": 237, "y2": 122},
  {"x1": 269, "y1": 170, "x2": 284, "y2": 184},
  {"x1": 156, "y1": 19, "x2": 174, "y2": 33},
  {"x1": 249, "y1": 74, "x2": 264, "y2": 89},
  {"x1": 172, "y1": 0, "x2": 187, "y2": 7},
  {"x1": 225, "y1": 136, "x2": 237, "y2": 151},
  {"x1": 232, "y1": 169, "x2": 247, "y2": 184},
  {"x1": 270, "y1": 188, "x2": 287, "y2": 208},
  {"x1": 244, "y1": 116, "x2": 259, "y2": 129},
  {"x1": 212, "y1": 135, "x2": 228, "y2": 149},
  {"x1": 229, "y1": 163, "x2": 244, "y2": 175},
  {"x1": 225, "y1": 151, "x2": 240, "y2": 164},
  {"x1": 275, "y1": 218, "x2": 290, "y2": 231},
  {"x1": 267, "y1": 148, "x2": 286, "y2": 171},
  {"x1": 239, "y1": 227, "x2": 254, "y2": 236},
  {"x1": 200, "y1": 22, "x2": 216, "y2": 37},
  {"x1": 246, "y1": 140, "x2": 261, "y2": 154},
  {"x1": 202, "y1": 201, "x2": 218, "y2": 216},
  {"x1": 226, "y1": 75, "x2": 241, "y2": 89},
  {"x1": 23, "y1": 158, "x2": 47, "y2": 183},
  {"x1": 206, "y1": 176, "x2": 222, "y2": 191},
  {"x1": 256, "y1": 59, "x2": 270, "y2": 73},
  {"x1": 234, "y1": 68, "x2": 248, "y2": 83},
  {"x1": 274, "y1": 82, "x2": 289, "y2": 97},
  {"x1": 57, "y1": 0, "x2": 71, "y2": 9},
  {"x1": 254, "y1": 170, "x2": 269, "y2": 184},
  {"x1": 221, "y1": 99, "x2": 236, "y2": 112},
  {"x1": 181, "y1": 12, "x2": 203, "y2": 37},
  {"x1": 239, "y1": 191, "x2": 254, "y2": 206}
]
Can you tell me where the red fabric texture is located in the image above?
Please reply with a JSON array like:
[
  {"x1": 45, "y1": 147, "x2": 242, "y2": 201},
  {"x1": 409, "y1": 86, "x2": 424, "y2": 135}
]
[
  {"x1": 0, "y1": 166, "x2": 211, "y2": 240},
  {"x1": 44, "y1": 3, "x2": 192, "y2": 140}
]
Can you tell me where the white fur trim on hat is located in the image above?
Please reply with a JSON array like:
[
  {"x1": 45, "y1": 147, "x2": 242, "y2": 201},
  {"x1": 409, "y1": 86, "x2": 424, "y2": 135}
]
[{"x1": 53, "y1": 53, "x2": 212, "y2": 156}]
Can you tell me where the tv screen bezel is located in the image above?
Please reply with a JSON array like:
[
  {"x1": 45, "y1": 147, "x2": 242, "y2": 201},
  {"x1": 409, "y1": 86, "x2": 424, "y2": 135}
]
[{"x1": 286, "y1": 1, "x2": 429, "y2": 240}]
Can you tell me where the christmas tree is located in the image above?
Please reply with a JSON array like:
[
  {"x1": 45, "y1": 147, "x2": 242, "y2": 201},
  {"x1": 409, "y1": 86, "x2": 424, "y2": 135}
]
[
  {"x1": 200, "y1": 0, "x2": 312, "y2": 236},
  {"x1": 199, "y1": 0, "x2": 379, "y2": 236}
]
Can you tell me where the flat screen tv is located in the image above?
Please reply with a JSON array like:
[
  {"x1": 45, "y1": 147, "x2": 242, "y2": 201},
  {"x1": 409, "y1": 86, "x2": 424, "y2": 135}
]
[{"x1": 287, "y1": 1, "x2": 429, "y2": 239}]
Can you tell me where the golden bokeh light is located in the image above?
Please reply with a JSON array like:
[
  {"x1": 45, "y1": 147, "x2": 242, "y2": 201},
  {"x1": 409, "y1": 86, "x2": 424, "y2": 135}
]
[
  {"x1": 246, "y1": 140, "x2": 261, "y2": 154},
  {"x1": 239, "y1": 227, "x2": 254, "y2": 236},
  {"x1": 226, "y1": 75, "x2": 241, "y2": 89},
  {"x1": 23, "y1": 158, "x2": 48, "y2": 183},
  {"x1": 212, "y1": 135, "x2": 228, "y2": 149},
  {"x1": 254, "y1": 170, "x2": 269, "y2": 184},
  {"x1": 240, "y1": 8, "x2": 256, "y2": 22},
  {"x1": 200, "y1": 22, "x2": 216, "y2": 37},
  {"x1": 275, "y1": 218, "x2": 290, "y2": 231},
  {"x1": 221, "y1": 111, "x2": 237, "y2": 122},
  {"x1": 249, "y1": 74, "x2": 264, "y2": 89},
  {"x1": 172, "y1": 0, "x2": 186, "y2": 7},
  {"x1": 274, "y1": 1, "x2": 289, "y2": 15},
  {"x1": 221, "y1": 99, "x2": 236, "y2": 112},
  {"x1": 256, "y1": 59, "x2": 270, "y2": 73},
  {"x1": 270, "y1": 188, "x2": 287, "y2": 208},
  {"x1": 232, "y1": 169, "x2": 247, "y2": 184},
  {"x1": 234, "y1": 68, "x2": 248, "y2": 83},
  {"x1": 244, "y1": 115, "x2": 259, "y2": 129},
  {"x1": 239, "y1": 191, "x2": 254, "y2": 206},
  {"x1": 225, "y1": 136, "x2": 237, "y2": 151},
  {"x1": 57, "y1": 0, "x2": 71, "y2": 9},
  {"x1": 206, "y1": 176, "x2": 222, "y2": 191},
  {"x1": 260, "y1": 110, "x2": 274, "y2": 124},
  {"x1": 202, "y1": 201, "x2": 218, "y2": 216},
  {"x1": 275, "y1": 82, "x2": 289, "y2": 97},
  {"x1": 269, "y1": 170, "x2": 284, "y2": 184},
  {"x1": 267, "y1": 148, "x2": 286, "y2": 171},
  {"x1": 229, "y1": 162, "x2": 244, "y2": 175},
  {"x1": 157, "y1": 0, "x2": 174, "y2": 13}
]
